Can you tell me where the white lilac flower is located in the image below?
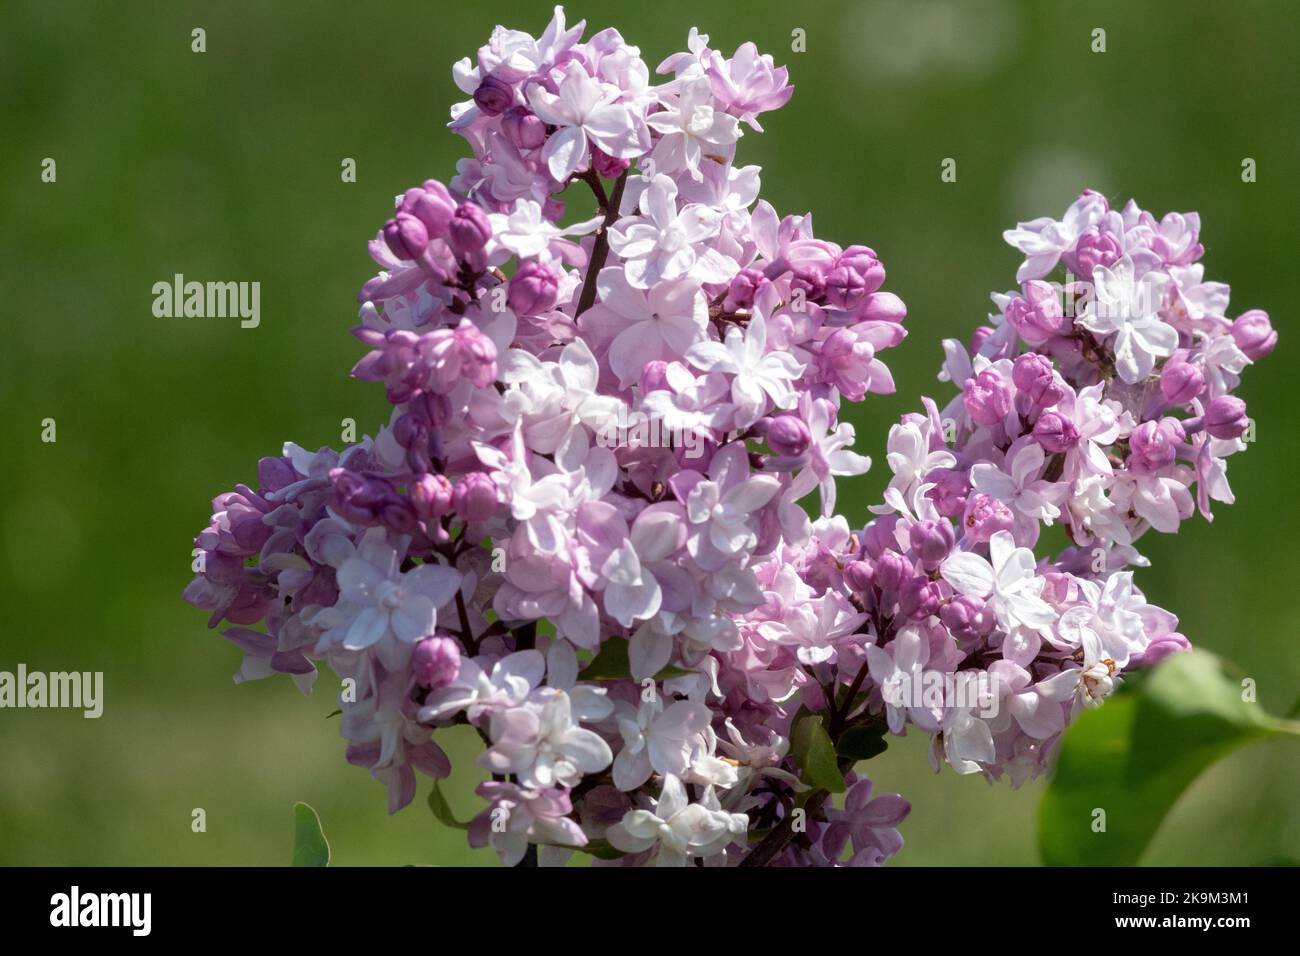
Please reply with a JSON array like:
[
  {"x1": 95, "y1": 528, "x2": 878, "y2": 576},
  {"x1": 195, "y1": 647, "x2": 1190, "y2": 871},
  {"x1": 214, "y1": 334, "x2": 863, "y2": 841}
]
[
  {"x1": 1077, "y1": 255, "x2": 1177, "y2": 384},
  {"x1": 606, "y1": 774, "x2": 747, "y2": 866},
  {"x1": 685, "y1": 309, "x2": 804, "y2": 428}
]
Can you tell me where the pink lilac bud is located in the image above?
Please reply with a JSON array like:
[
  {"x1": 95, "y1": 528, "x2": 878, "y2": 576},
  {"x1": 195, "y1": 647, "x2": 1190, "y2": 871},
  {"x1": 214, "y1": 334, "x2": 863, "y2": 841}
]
[
  {"x1": 590, "y1": 145, "x2": 631, "y2": 179},
  {"x1": 824, "y1": 247, "x2": 885, "y2": 311},
  {"x1": 856, "y1": 291, "x2": 907, "y2": 323},
  {"x1": 842, "y1": 560, "x2": 874, "y2": 594},
  {"x1": 908, "y1": 519, "x2": 955, "y2": 571},
  {"x1": 860, "y1": 516, "x2": 900, "y2": 558},
  {"x1": 939, "y1": 595, "x2": 996, "y2": 642},
  {"x1": 816, "y1": 327, "x2": 877, "y2": 401},
  {"x1": 508, "y1": 261, "x2": 560, "y2": 315},
  {"x1": 447, "y1": 202, "x2": 492, "y2": 264},
  {"x1": 767, "y1": 414, "x2": 811, "y2": 457},
  {"x1": 1012, "y1": 352, "x2": 1064, "y2": 410},
  {"x1": 790, "y1": 266, "x2": 827, "y2": 303},
  {"x1": 872, "y1": 550, "x2": 910, "y2": 594},
  {"x1": 639, "y1": 360, "x2": 671, "y2": 394},
  {"x1": 453, "y1": 471, "x2": 500, "y2": 521},
  {"x1": 1203, "y1": 396, "x2": 1248, "y2": 440},
  {"x1": 473, "y1": 76, "x2": 514, "y2": 116},
  {"x1": 899, "y1": 577, "x2": 942, "y2": 620},
  {"x1": 1005, "y1": 280, "x2": 1066, "y2": 344},
  {"x1": 724, "y1": 268, "x2": 765, "y2": 311},
  {"x1": 412, "y1": 635, "x2": 461, "y2": 689},
  {"x1": 1135, "y1": 632, "x2": 1191, "y2": 667},
  {"x1": 411, "y1": 474, "x2": 455, "y2": 520},
  {"x1": 383, "y1": 213, "x2": 429, "y2": 261},
  {"x1": 1033, "y1": 411, "x2": 1079, "y2": 452},
  {"x1": 1062, "y1": 228, "x2": 1122, "y2": 279},
  {"x1": 970, "y1": 326, "x2": 995, "y2": 355},
  {"x1": 962, "y1": 493, "x2": 1015, "y2": 544},
  {"x1": 1230, "y1": 309, "x2": 1276, "y2": 360},
  {"x1": 407, "y1": 196, "x2": 456, "y2": 240},
  {"x1": 501, "y1": 106, "x2": 547, "y2": 150},
  {"x1": 1159, "y1": 354, "x2": 1205, "y2": 405},
  {"x1": 925, "y1": 467, "x2": 969, "y2": 518},
  {"x1": 454, "y1": 320, "x2": 499, "y2": 388},
  {"x1": 962, "y1": 370, "x2": 1012, "y2": 426},
  {"x1": 1128, "y1": 418, "x2": 1185, "y2": 472}
]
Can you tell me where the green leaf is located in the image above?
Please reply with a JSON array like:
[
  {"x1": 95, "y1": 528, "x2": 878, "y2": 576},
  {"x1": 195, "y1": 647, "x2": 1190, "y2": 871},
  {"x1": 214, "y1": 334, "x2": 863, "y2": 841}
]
[
  {"x1": 837, "y1": 723, "x2": 889, "y2": 761},
  {"x1": 791, "y1": 714, "x2": 846, "y2": 793},
  {"x1": 428, "y1": 780, "x2": 471, "y2": 831},
  {"x1": 580, "y1": 638, "x2": 692, "y2": 681},
  {"x1": 572, "y1": 838, "x2": 625, "y2": 860},
  {"x1": 1039, "y1": 651, "x2": 1299, "y2": 866},
  {"x1": 291, "y1": 801, "x2": 331, "y2": 867}
]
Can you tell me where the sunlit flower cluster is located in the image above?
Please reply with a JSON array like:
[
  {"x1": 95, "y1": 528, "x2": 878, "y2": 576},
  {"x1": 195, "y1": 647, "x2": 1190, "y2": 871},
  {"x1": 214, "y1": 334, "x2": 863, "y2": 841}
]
[{"x1": 185, "y1": 10, "x2": 1272, "y2": 865}]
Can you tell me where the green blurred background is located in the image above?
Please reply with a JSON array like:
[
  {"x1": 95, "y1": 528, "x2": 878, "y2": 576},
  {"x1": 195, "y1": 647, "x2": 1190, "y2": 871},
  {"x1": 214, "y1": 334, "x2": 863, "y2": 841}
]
[{"x1": 1, "y1": 0, "x2": 1296, "y2": 865}]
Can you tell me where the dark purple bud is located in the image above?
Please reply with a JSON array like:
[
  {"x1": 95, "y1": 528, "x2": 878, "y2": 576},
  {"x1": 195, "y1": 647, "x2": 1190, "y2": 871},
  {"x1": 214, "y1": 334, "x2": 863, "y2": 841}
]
[
  {"x1": 508, "y1": 261, "x2": 560, "y2": 315},
  {"x1": 329, "y1": 468, "x2": 388, "y2": 525},
  {"x1": 1032, "y1": 411, "x2": 1079, "y2": 453},
  {"x1": 473, "y1": 76, "x2": 514, "y2": 116},
  {"x1": 766, "y1": 414, "x2": 811, "y2": 457},
  {"x1": 1230, "y1": 309, "x2": 1276, "y2": 361},
  {"x1": 257, "y1": 456, "x2": 297, "y2": 492},
  {"x1": 1203, "y1": 396, "x2": 1248, "y2": 440},
  {"x1": 392, "y1": 412, "x2": 426, "y2": 449},
  {"x1": 501, "y1": 106, "x2": 547, "y2": 150},
  {"x1": 379, "y1": 495, "x2": 419, "y2": 535},
  {"x1": 453, "y1": 471, "x2": 499, "y2": 521},
  {"x1": 383, "y1": 213, "x2": 429, "y2": 262},
  {"x1": 446, "y1": 202, "x2": 492, "y2": 262},
  {"x1": 412, "y1": 635, "x2": 461, "y2": 689}
]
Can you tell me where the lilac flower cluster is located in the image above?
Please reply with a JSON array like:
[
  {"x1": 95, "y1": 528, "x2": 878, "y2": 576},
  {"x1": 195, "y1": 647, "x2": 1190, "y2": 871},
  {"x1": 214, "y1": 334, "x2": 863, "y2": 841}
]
[
  {"x1": 185, "y1": 9, "x2": 1273, "y2": 865},
  {"x1": 186, "y1": 7, "x2": 909, "y2": 867},
  {"x1": 833, "y1": 190, "x2": 1274, "y2": 785}
]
